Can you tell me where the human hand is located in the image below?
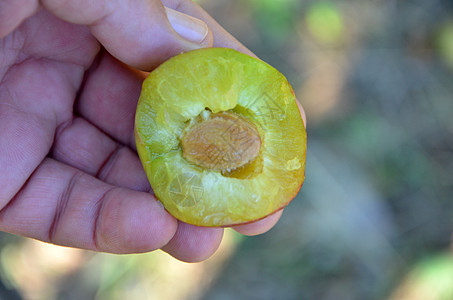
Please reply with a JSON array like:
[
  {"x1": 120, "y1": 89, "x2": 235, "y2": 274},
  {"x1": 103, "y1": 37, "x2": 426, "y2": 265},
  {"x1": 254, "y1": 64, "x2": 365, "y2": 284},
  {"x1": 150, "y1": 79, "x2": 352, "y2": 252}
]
[{"x1": 0, "y1": 0, "x2": 305, "y2": 262}]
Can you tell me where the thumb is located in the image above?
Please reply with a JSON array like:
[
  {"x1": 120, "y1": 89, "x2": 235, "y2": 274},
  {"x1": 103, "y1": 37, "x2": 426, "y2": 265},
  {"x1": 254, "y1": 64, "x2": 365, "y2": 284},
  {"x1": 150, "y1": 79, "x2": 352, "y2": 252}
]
[
  {"x1": 165, "y1": 7, "x2": 212, "y2": 49},
  {"x1": 0, "y1": 0, "x2": 212, "y2": 70},
  {"x1": 88, "y1": 2, "x2": 213, "y2": 70}
]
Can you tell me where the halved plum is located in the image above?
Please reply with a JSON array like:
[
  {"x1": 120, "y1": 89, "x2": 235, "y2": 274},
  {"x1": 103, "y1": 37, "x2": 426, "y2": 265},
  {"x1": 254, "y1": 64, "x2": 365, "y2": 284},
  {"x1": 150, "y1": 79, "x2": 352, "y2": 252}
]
[{"x1": 135, "y1": 48, "x2": 306, "y2": 227}]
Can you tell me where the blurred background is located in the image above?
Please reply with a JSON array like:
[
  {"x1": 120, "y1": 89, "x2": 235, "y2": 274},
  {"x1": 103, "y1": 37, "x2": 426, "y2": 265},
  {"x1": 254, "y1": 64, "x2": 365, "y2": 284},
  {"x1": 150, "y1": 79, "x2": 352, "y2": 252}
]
[{"x1": 1, "y1": 0, "x2": 453, "y2": 299}]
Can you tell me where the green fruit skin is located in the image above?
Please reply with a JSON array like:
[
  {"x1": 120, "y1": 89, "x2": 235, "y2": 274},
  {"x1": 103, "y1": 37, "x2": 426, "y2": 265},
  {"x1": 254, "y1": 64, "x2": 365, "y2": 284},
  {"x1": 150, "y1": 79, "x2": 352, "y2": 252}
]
[{"x1": 135, "y1": 47, "x2": 306, "y2": 227}]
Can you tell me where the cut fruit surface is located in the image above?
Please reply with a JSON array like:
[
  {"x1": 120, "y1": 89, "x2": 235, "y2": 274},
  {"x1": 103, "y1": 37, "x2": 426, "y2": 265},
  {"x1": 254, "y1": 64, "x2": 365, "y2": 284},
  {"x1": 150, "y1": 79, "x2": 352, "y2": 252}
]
[{"x1": 135, "y1": 48, "x2": 306, "y2": 227}]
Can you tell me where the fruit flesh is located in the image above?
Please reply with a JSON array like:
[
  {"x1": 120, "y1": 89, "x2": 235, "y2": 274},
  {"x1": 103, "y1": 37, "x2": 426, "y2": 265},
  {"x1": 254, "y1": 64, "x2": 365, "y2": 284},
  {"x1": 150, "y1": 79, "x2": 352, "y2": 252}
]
[{"x1": 135, "y1": 48, "x2": 306, "y2": 227}]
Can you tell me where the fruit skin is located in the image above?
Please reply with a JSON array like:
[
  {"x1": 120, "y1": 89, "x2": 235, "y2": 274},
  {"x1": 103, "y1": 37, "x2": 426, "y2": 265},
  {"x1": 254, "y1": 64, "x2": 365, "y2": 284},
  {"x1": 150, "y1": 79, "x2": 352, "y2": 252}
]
[{"x1": 135, "y1": 47, "x2": 306, "y2": 227}]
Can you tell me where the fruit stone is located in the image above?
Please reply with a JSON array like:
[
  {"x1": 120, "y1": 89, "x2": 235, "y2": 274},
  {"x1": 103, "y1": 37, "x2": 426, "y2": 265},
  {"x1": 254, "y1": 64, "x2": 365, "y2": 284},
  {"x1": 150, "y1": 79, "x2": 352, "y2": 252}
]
[{"x1": 135, "y1": 48, "x2": 306, "y2": 227}]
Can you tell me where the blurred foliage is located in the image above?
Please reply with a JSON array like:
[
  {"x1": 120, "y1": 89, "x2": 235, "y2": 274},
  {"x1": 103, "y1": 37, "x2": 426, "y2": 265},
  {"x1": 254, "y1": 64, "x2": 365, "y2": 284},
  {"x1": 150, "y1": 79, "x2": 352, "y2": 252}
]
[
  {"x1": 248, "y1": 0, "x2": 301, "y2": 40},
  {"x1": 436, "y1": 20, "x2": 453, "y2": 69},
  {"x1": 305, "y1": 2, "x2": 345, "y2": 46},
  {"x1": 1, "y1": 0, "x2": 453, "y2": 300},
  {"x1": 388, "y1": 253, "x2": 453, "y2": 300}
]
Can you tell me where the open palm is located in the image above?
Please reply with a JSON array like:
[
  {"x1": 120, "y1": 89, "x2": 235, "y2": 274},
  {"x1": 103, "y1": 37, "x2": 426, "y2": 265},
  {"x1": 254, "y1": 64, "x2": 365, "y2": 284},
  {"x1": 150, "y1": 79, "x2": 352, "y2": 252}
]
[{"x1": 0, "y1": 0, "x2": 291, "y2": 262}]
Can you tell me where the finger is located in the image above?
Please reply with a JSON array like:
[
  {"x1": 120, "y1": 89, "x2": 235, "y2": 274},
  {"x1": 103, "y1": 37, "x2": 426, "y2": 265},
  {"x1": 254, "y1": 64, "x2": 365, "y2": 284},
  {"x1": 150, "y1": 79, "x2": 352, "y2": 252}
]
[
  {"x1": 0, "y1": 99, "x2": 54, "y2": 210},
  {"x1": 0, "y1": 158, "x2": 177, "y2": 254},
  {"x1": 297, "y1": 98, "x2": 307, "y2": 127},
  {"x1": 163, "y1": 0, "x2": 253, "y2": 56},
  {"x1": 233, "y1": 210, "x2": 283, "y2": 236},
  {"x1": 0, "y1": 0, "x2": 40, "y2": 38},
  {"x1": 165, "y1": 7, "x2": 213, "y2": 48},
  {"x1": 161, "y1": 221, "x2": 223, "y2": 262},
  {"x1": 0, "y1": 40, "x2": 87, "y2": 209},
  {"x1": 51, "y1": 119, "x2": 224, "y2": 261},
  {"x1": 76, "y1": 51, "x2": 143, "y2": 149},
  {"x1": 51, "y1": 117, "x2": 151, "y2": 192},
  {"x1": 0, "y1": 0, "x2": 212, "y2": 70},
  {"x1": 51, "y1": 0, "x2": 210, "y2": 70},
  {"x1": 80, "y1": 0, "x2": 211, "y2": 70}
]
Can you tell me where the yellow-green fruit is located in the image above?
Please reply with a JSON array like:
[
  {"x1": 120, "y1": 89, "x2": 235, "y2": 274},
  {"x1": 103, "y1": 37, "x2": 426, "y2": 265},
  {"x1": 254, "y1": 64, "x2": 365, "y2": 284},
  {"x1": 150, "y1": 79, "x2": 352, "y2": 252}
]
[{"x1": 135, "y1": 48, "x2": 306, "y2": 227}]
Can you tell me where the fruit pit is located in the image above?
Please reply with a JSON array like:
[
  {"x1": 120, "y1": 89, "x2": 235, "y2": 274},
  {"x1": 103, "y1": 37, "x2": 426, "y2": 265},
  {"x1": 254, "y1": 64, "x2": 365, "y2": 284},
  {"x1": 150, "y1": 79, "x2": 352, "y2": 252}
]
[{"x1": 180, "y1": 110, "x2": 261, "y2": 172}]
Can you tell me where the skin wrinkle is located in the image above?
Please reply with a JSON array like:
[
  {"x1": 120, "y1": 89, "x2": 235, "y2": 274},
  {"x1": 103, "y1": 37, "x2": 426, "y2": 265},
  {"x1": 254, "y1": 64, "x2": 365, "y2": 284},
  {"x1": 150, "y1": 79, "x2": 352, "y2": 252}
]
[
  {"x1": 48, "y1": 170, "x2": 83, "y2": 243},
  {"x1": 70, "y1": 50, "x2": 103, "y2": 130},
  {"x1": 91, "y1": 186, "x2": 116, "y2": 252},
  {"x1": 0, "y1": 29, "x2": 26, "y2": 80},
  {"x1": 95, "y1": 143, "x2": 123, "y2": 181},
  {"x1": 0, "y1": 181, "x2": 25, "y2": 218},
  {"x1": 0, "y1": 85, "x2": 19, "y2": 110},
  {"x1": 52, "y1": 117, "x2": 74, "y2": 151}
]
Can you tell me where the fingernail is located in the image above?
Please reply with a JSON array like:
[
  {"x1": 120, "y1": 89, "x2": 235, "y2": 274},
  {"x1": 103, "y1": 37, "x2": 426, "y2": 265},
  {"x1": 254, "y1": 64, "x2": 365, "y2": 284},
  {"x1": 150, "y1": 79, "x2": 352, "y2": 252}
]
[{"x1": 165, "y1": 7, "x2": 209, "y2": 45}]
